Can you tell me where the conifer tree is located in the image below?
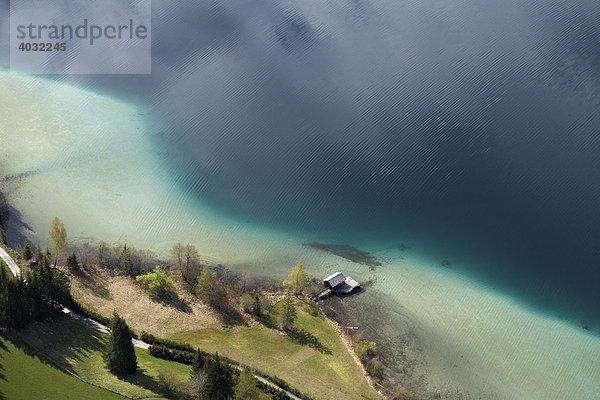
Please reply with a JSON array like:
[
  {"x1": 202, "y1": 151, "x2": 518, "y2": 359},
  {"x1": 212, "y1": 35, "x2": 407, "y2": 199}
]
[
  {"x1": 191, "y1": 348, "x2": 205, "y2": 376},
  {"x1": 280, "y1": 297, "x2": 297, "y2": 330},
  {"x1": 251, "y1": 294, "x2": 262, "y2": 317},
  {"x1": 22, "y1": 240, "x2": 33, "y2": 261},
  {"x1": 103, "y1": 311, "x2": 137, "y2": 376},
  {"x1": 204, "y1": 354, "x2": 234, "y2": 400},
  {"x1": 119, "y1": 245, "x2": 132, "y2": 274},
  {"x1": 66, "y1": 252, "x2": 80, "y2": 272},
  {"x1": 35, "y1": 245, "x2": 44, "y2": 266},
  {"x1": 0, "y1": 227, "x2": 6, "y2": 244}
]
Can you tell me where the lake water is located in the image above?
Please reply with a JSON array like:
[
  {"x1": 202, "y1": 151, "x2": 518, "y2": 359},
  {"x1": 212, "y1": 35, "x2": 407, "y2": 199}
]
[{"x1": 2, "y1": 0, "x2": 600, "y2": 398}]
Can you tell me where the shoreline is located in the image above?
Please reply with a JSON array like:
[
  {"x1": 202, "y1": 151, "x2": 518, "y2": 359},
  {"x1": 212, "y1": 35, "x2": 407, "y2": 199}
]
[{"x1": 2, "y1": 71, "x2": 600, "y2": 399}]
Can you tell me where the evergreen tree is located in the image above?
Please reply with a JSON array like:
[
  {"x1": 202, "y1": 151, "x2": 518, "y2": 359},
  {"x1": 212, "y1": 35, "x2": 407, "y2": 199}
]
[
  {"x1": 0, "y1": 227, "x2": 6, "y2": 244},
  {"x1": 66, "y1": 252, "x2": 80, "y2": 272},
  {"x1": 103, "y1": 312, "x2": 137, "y2": 376},
  {"x1": 204, "y1": 354, "x2": 234, "y2": 400},
  {"x1": 191, "y1": 348, "x2": 205, "y2": 376},
  {"x1": 35, "y1": 245, "x2": 44, "y2": 266},
  {"x1": 0, "y1": 265, "x2": 11, "y2": 327},
  {"x1": 22, "y1": 240, "x2": 33, "y2": 261},
  {"x1": 0, "y1": 252, "x2": 69, "y2": 330},
  {"x1": 250, "y1": 294, "x2": 262, "y2": 317},
  {"x1": 0, "y1": 266, "x2": 29, "y2": 329},
  {"x1": 119, "y1": 245, "x2": 132, "y2": 274},
  {"x1": 280, "y1": 297, "x2": 297, "y2": 330}
]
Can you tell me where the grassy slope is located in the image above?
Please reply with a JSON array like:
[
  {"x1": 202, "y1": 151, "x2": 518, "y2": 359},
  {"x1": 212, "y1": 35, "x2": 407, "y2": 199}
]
[
  {"x1": 13, "y1": 316, "x2": 191, "y2": 400},
  {"x1": 69, "y1": 265, "x2": 219, "y2": 337},
  {"x1": 0, "y1": 335, "x2": 126, "y2": 400},
  {"x1": 172, "y1": 300, "x2": 381, "y2": 400}
]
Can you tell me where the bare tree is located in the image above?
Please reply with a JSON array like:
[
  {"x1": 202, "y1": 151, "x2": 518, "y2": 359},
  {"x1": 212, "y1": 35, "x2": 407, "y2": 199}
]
[
  {"x1": 49, "y1": 217, "x2": 68, "y2": 266},
  {"x1": 170, "y1": 243, "x2": 185, "y2": 270}
]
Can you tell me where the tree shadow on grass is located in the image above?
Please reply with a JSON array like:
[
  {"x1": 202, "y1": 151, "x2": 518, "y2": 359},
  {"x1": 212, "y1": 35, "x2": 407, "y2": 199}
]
[
  {"x1": 8, "y1": 315, "x2": 106, "y2": 377},
  {"x1": 73, "y1": 268, "x2": 113, "y2": 300},
  {"x1": 2, "y1": 317, "x2": 173, "y2": 400},
  {"x1": 153, "y1": 293, "x2": 193, "y2": 314},
  {"x1": 287, "y1": 328, "x2": 332, "y2": 355},
  {"x1": 120, "y1": 367, "x2": 168, "y2": 398}
]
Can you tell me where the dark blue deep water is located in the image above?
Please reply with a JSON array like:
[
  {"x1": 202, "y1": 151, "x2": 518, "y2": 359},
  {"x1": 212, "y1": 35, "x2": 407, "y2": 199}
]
[{"x1": 3, "y1": 0, "x2": 599, "y2": 331}]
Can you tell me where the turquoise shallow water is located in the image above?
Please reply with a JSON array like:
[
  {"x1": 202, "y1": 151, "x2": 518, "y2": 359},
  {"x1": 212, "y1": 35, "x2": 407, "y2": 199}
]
[
  {"x1": 1, "y1": 72, "x2": 600, "y2": 399},
  {"x1": 2, "y1": 0, "x2": 600, "y2": 397}
]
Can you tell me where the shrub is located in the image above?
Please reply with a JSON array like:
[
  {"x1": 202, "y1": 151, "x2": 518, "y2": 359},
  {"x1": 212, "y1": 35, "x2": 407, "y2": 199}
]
[
  {"x1": 140, "y1": 331, "x2": 196, "y2": 352},
  {"x1": 149, "y1": 343, "x2": 196, "y2": 365},
  {"x1": 69, "y1": 299, "x2": 112, "y2": 326},
  {"x1": 136, "y1": 266, "x2": 175, "y2": 298},
  {"x1": 365, "y1": 357, "x2": 384, "y2": 380},
  {"x1": 233, "y1": 369, "x2": 261, "y2": 400},
  {"x1": 355, "y1": 340, "x2": 377, "y2": 362},
  {"x1": 158, "y1": 367, "x2": 185, "y2": 397}
]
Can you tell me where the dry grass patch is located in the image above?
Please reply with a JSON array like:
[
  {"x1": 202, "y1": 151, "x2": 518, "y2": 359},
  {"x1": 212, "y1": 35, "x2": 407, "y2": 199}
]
[{"x1": 68, "y1": 264, "x2": 221, "y2": 337}]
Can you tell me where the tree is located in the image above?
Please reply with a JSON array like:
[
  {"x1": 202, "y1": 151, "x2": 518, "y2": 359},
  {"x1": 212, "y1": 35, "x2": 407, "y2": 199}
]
[
  {"x1": 66, "y1": 252, "x2": 80, "y2": 272},
  {"x1": 170, "y1": 242, "x2": 185, "y2": 270},
  {"x1": 171, "y1": 243, "x2": 200, "y2": 284},
  {"x1": 191, "y1": 348, "x2": 205, "y2": 376},
  {"x1": 280, "y1": 297, "x2": 297, "y2": 330},
  {"x1": 35, "y1": 245, "x2": 43, "y2": 266},
  {"x1": 26, "y1": 253, "x2": 70, "y2": 321},
  {"x1": 250, "y1": 294, "x2": 262, "y2": 317},
  {"x1": 0, "y1": 265, "x2": 23, "y2": 329},
  {"x1": 0, "y1": 189, "x2": 8, "y2": 229},
  {"x1": 22, "y1": 240, "x2": 33, "y2": 261},
  {"x1": 233, "y1": 369, "x2": 261, "y2": 400},
  {"x1": 204, "y1": 354, "x2": 234, "y2": 400},
  {"x1": 119, "y1": 245, "x2": 132, "y2": 274},
  {"x1": 103, "y1": 311, "x2": 137, "y2": 376},
  {"x1": 136, "y1": 266, "x2": 175, "y2": 298},
  {"x1": 283, "y1": 261, "x2": 308, "y2": 295},
  {"x1": 196, "y1": 265, "x2": 215, "y2": 298},
  {"x1": 49, "y1": 217, "x2": 68, "y2": 266},
  {"x1": 96, "y1": 241, "x2": 108, "y2": 267},
  {"x1": 183, "y1": 244, "x2": 200, "y2": 282},
  {"x1": 0, "y1": 227, "x2": 6, "y2": 244}
]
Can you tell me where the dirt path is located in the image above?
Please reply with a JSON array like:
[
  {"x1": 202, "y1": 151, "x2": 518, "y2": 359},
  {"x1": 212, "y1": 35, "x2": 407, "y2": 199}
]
[{"x1": 0, "y1": 245, "x2": 301, "y2": 399}]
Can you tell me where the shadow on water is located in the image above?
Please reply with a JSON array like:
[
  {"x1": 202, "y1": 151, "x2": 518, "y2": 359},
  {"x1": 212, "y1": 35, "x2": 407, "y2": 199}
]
[{"x1": 304, "y1": 242, "x2": 382, "y2": 269}]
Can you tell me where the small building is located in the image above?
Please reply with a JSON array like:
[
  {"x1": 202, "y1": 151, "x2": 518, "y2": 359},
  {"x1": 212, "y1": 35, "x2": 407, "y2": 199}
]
[{"x1": 323, "y1": 272, "x2": 360, "y2": 294}]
